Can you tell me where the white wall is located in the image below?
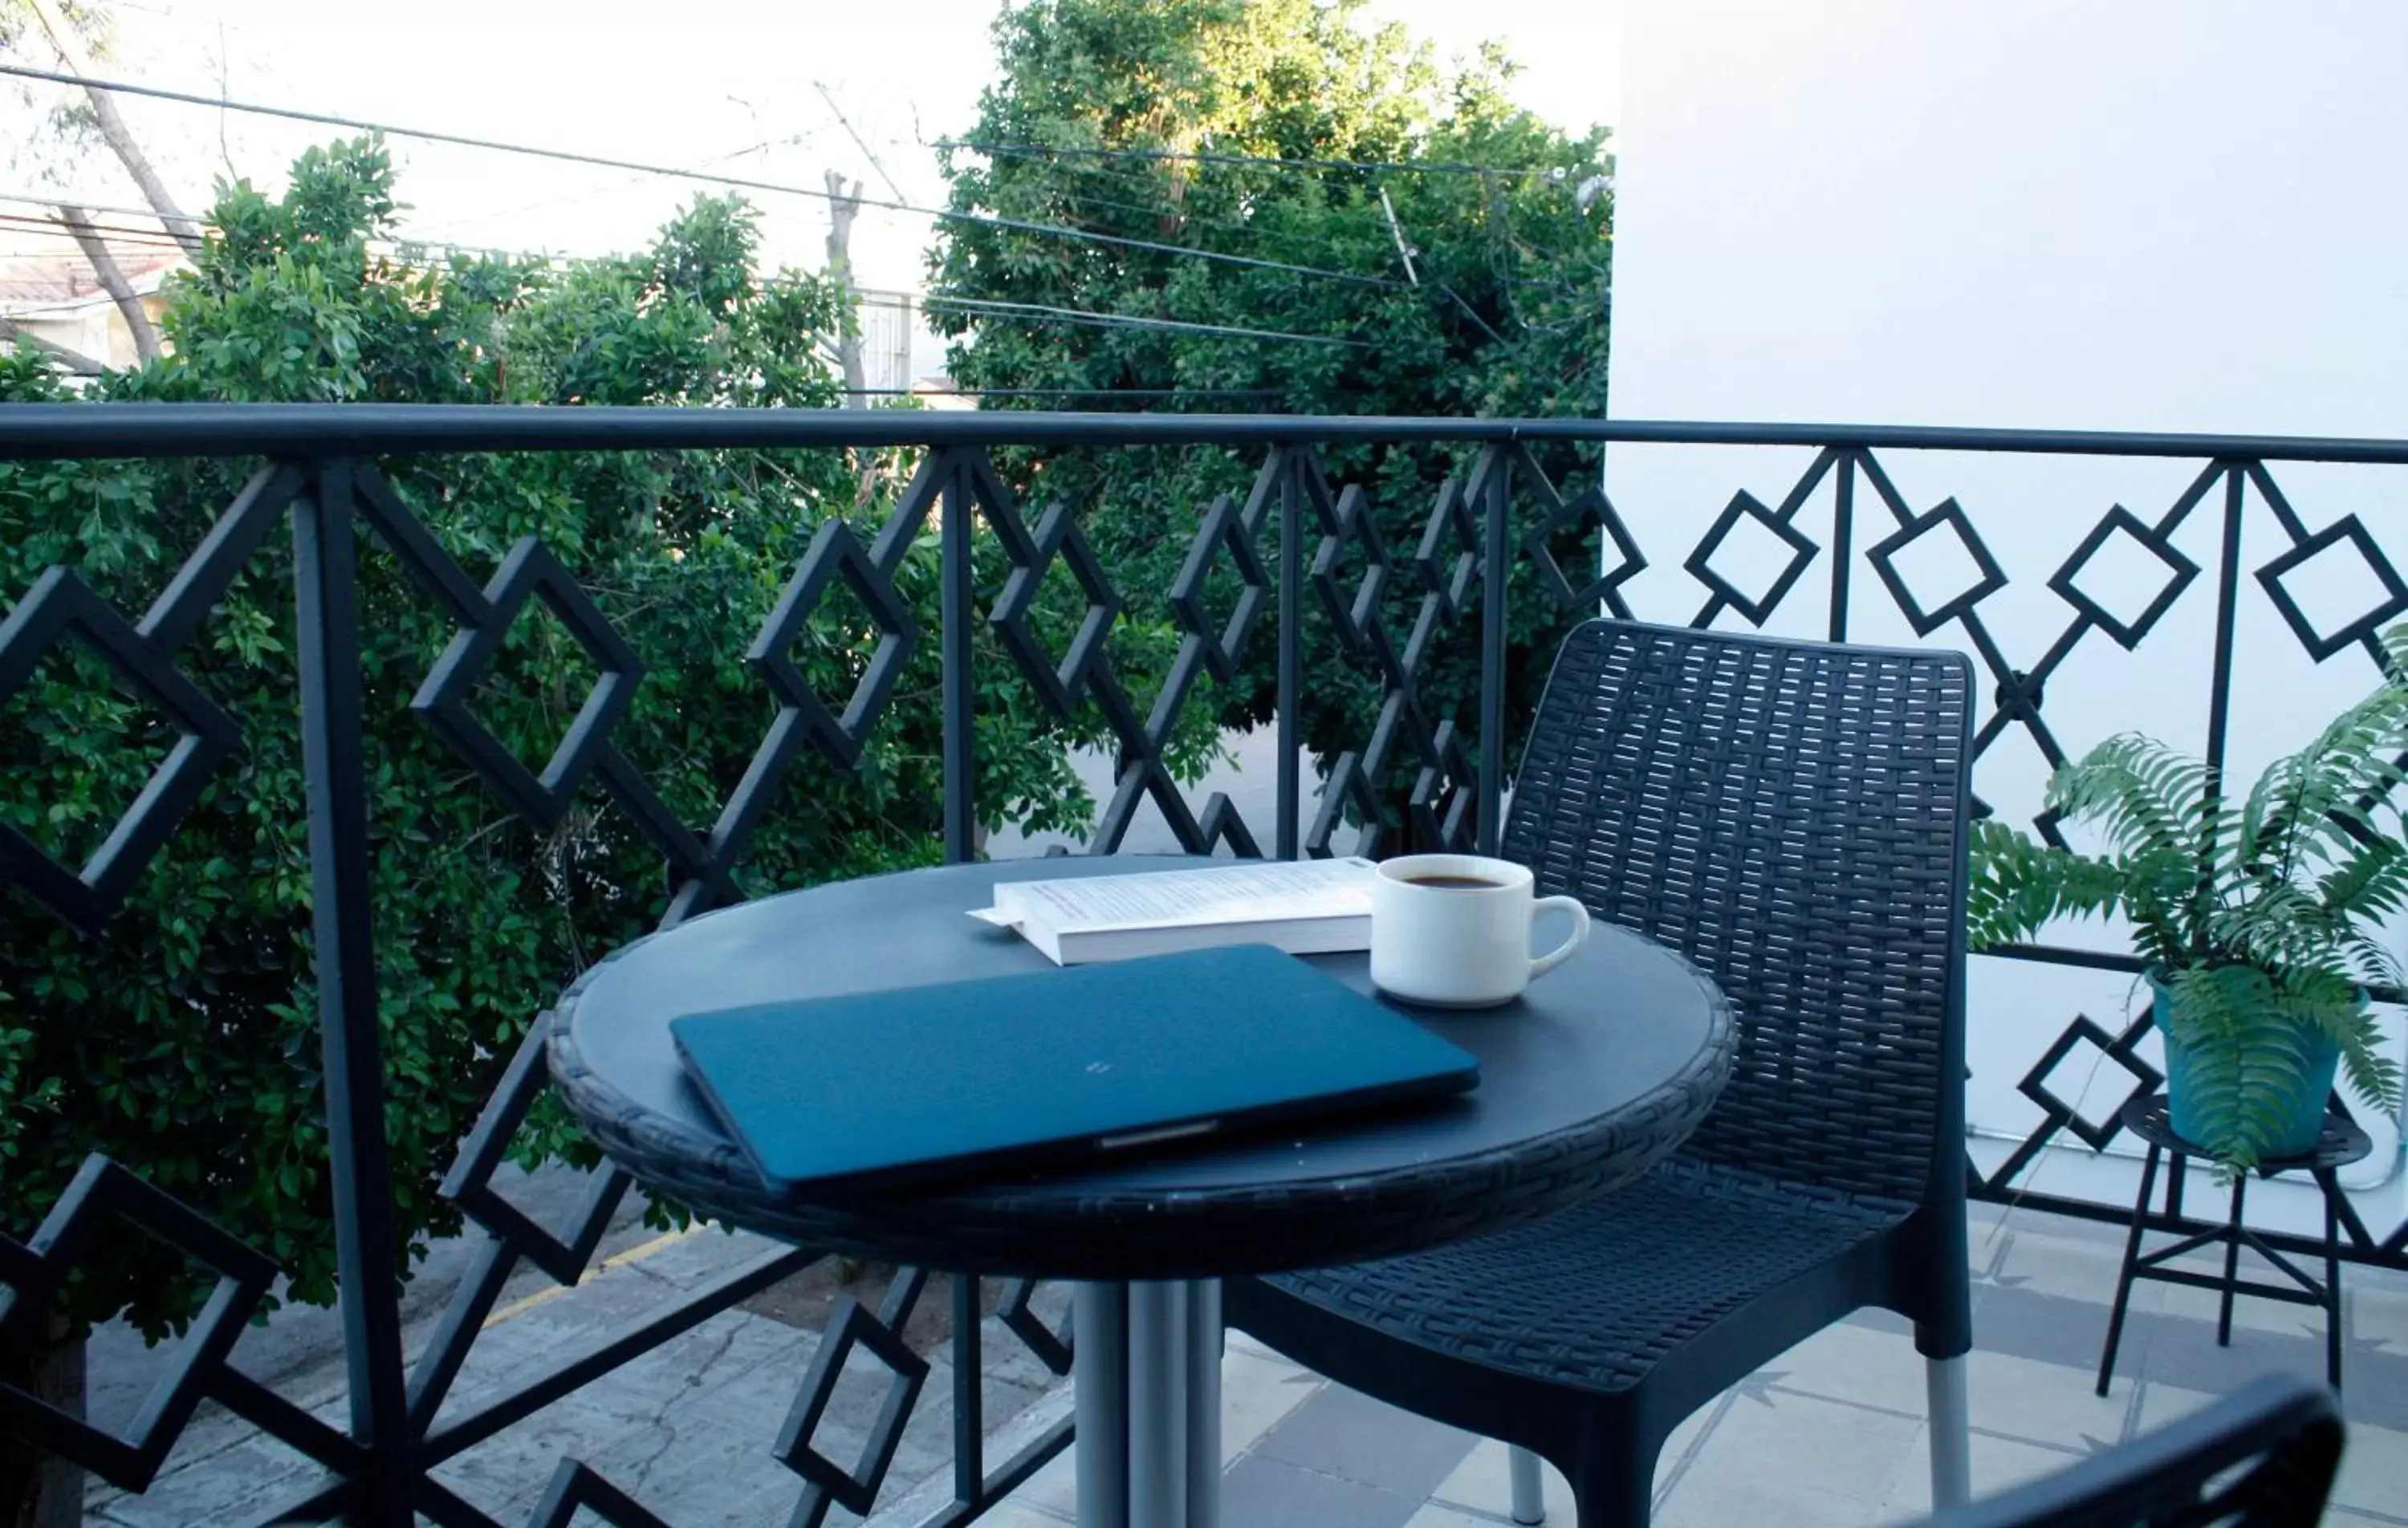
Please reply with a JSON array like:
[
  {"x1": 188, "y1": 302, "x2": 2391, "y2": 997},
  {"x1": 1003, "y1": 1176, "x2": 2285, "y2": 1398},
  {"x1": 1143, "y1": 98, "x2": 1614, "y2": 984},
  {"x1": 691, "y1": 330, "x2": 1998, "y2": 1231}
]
[{"x1": 1606, "y1": 0, "x2": 2408, "y2": 1229}]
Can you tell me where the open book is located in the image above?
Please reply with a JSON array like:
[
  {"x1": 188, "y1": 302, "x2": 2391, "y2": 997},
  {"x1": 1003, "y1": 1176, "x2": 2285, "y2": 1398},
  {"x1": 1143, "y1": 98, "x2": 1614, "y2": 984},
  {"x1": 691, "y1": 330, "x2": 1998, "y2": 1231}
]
[{"x1": 969, "y1": 858, "x2": 1378, "y2": 965}]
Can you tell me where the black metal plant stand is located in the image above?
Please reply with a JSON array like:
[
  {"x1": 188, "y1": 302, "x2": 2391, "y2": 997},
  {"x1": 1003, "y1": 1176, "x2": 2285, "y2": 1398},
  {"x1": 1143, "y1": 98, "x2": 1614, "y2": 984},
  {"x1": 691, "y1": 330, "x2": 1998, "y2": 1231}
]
[{"x1": 2097, "y1": 1095, "x2": 2371, "y2": 1396}]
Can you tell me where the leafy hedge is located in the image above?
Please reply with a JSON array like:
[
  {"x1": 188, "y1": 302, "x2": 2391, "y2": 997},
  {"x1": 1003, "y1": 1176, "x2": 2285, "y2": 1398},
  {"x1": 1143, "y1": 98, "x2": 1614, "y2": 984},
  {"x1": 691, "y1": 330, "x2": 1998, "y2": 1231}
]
[
  {"x1": 0, "y1": 140, "x2": 1151, "y2": 1336},
  {"x1": 929, "y1": 0, "x2": 1611, "y2": 793}
]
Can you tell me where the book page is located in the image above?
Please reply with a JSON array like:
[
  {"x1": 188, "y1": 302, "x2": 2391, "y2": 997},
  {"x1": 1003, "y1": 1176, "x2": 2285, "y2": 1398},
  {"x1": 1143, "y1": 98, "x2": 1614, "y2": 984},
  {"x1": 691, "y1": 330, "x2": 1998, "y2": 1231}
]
[{"x1": 990, "y1": 858, "x2": 1376, "y2": 933}]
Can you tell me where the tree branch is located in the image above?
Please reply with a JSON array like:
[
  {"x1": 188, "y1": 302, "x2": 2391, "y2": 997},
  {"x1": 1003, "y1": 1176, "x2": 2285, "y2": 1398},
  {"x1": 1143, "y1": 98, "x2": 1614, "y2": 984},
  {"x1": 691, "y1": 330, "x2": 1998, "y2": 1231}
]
[
  {"x1": 55, "y1": 205, "x2": 161, "y2": 363},
  {"x1": 29, "y1": 0, "x2": 208, "y2": 258},
  {"x1": 0, "y1": 316, "x2": 108, "y2": 376},
  {"x1": 823, "y1": 169, "x2": 867, "y2": 408}
]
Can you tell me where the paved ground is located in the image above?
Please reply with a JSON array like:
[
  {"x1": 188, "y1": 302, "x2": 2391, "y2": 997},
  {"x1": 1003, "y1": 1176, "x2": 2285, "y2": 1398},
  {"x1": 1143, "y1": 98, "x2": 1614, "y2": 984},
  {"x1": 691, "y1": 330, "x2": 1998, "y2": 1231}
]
[
  {"x1": 921, "y1": 1199, "x2": 2408, "y2": 1528},
  {"x1": 79, "y1": 1193, "x2": 2408, "y2": 1525}
]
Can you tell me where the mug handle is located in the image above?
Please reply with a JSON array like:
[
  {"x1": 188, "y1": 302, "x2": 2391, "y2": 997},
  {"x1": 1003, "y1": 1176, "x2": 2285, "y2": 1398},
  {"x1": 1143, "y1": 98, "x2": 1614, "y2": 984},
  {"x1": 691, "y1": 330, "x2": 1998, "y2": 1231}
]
[{"x1": 1527, "y1": 896, "x2": 1591, "y2": 980}]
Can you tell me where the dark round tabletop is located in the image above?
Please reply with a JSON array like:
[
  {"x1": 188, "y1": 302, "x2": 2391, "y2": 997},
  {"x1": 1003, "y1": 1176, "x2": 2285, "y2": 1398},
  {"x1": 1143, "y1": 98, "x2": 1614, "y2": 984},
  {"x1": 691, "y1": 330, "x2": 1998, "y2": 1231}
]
[{"x1": 548, "y1": 856, "x2": 1735, "y2": 1280}]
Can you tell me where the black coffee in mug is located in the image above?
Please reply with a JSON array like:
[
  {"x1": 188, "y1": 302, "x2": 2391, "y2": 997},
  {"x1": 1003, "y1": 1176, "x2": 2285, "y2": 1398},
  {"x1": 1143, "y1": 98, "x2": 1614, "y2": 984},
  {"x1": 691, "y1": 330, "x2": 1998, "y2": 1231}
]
[{"x1": 1401, "y1": 875, "x2": 1503, "y2": 890}]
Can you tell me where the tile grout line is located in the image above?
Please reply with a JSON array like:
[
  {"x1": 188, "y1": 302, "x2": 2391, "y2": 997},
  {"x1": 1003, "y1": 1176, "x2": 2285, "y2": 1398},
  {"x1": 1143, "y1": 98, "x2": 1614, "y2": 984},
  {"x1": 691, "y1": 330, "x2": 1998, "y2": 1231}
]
[{"x1": 1649, "y1": 1385, "x2": 1741, "y2": 1510}]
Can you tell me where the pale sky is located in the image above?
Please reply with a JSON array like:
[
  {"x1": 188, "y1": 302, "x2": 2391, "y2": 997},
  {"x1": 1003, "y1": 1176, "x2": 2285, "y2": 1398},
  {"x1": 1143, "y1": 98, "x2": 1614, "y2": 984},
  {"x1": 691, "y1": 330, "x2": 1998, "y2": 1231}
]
[{"x1": 4, "y1": 0, "x2": 1619, "y2": 298}]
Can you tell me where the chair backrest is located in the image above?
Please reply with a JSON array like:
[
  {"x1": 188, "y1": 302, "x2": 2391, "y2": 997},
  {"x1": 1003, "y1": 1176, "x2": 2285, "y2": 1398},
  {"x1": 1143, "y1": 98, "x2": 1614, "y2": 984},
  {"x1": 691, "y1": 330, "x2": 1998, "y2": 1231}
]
[
  {"x1": 1919, "y1": 1372, "x2": 2342, "y2": 1527},
  {"x1": 1499, "y1": 620, "x2": 1973, "y2": 1209}
]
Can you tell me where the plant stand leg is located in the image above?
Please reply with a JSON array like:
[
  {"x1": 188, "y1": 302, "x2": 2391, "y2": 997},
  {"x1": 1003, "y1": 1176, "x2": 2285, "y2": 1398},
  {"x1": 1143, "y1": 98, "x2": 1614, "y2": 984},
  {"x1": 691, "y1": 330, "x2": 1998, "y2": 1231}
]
[
  {"x1": 2098, "y1": 1144, "x2": 2160, "y2": 1396},
  {"x1": 2316, "y1": 1168, "x2": 2345, "y2": 1391},
  {"x1": 2219, "y1": 1174, "x2": 2247, "y2": 1348}
]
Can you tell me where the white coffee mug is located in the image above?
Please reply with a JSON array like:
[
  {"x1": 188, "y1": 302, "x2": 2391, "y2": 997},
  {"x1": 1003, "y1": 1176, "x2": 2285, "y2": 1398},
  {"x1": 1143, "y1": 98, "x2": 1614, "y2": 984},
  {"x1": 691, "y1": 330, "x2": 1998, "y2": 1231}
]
[{"x1": 1369, "y1": 854, "x2": 1592, "y2": 1008}]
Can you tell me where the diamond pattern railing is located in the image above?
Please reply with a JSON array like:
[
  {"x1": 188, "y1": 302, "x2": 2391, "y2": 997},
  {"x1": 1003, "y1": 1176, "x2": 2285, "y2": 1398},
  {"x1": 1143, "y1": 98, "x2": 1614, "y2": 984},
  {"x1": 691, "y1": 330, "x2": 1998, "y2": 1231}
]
[{"x1": 4, "y1": 406, "x2": 2408, "y2": 1522}]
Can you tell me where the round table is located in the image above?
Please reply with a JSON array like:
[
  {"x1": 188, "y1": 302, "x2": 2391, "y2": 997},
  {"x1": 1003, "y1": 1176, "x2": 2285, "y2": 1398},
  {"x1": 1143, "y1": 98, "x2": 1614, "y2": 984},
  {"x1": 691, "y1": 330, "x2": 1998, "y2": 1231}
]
[{"x1": 549, "y1": 856, "x2": 1734, "y2": 1528}]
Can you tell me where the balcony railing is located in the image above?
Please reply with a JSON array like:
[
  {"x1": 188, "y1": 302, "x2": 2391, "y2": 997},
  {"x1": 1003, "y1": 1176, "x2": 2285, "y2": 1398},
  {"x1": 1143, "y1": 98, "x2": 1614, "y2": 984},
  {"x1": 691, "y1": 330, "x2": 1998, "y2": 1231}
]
[{"x1": 2, "y1": 404, "x2": 2405, "y2": 1525}]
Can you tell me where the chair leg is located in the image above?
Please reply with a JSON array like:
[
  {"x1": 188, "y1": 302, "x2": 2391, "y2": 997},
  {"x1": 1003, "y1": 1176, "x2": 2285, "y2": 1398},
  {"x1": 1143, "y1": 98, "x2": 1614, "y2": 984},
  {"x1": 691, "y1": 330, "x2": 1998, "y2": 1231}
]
[
  {"x1": 2098, "y1": 1144, "x2": 2161, "y2": 1396},
  {"x1": 1567, "y1": 1436, "x2": 1655, "y2": 1528},
  {"x1": 1508, "y1": 1445, "x2": 1546, "y2": 1525},
  {"x1": 1926, "y1": 1354, "x2": 1971, "y2": 1510}
]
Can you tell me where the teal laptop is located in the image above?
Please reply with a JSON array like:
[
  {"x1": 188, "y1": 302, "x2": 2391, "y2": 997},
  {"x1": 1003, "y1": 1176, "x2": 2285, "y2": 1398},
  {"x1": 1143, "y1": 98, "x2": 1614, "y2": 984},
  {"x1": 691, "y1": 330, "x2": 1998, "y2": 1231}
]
[{"x1": 669, "y1": 945, "x2": 1479, "y2": 1196}]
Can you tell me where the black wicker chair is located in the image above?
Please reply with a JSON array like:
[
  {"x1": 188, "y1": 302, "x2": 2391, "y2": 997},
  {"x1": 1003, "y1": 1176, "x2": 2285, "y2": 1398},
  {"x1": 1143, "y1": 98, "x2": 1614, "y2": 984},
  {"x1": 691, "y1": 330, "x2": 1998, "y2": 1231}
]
[
  {"x1": 1917, "y1": 1372, "x2": 2342, "y2": 1527},
  {"x1": 1227, "y1": 620, "x2": 1977, "y2": 1525}
]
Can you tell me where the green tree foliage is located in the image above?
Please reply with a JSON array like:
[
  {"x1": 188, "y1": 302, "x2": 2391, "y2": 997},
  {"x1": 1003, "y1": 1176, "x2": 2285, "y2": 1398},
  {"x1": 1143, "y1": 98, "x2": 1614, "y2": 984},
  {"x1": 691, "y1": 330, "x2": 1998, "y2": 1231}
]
[
  {"x1": 0, "y1": 138, "x2": 1094, "y2": 1337},
  {"x1": 929, "y1": 0, "x2": 1612, "y2": 817}
]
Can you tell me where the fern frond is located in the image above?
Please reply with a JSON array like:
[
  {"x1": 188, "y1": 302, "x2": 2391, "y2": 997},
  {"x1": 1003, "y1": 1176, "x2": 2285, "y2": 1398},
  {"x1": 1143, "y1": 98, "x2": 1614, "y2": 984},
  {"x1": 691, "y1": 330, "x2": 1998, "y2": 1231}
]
[
  {"x1": 2166, "y1": 965, "x2": 2317, "y2": 1172},
  {"x1": 1964, "y1": 821, "x2": 2129, "y2": 949},
  {"x1": 2048, "y1": 734, "x2": 2210, "y2": 860},
  {"x1": 2316, "y1": 835, "x2": 2408, "y2": 924}
]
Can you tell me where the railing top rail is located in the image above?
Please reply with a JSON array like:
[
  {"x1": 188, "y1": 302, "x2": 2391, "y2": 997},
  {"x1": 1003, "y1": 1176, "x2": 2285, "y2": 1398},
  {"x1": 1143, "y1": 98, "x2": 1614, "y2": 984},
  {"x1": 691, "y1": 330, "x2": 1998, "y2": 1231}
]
[{"x1": 4, "y1": 403, "x2": 2408, "y2": 463}]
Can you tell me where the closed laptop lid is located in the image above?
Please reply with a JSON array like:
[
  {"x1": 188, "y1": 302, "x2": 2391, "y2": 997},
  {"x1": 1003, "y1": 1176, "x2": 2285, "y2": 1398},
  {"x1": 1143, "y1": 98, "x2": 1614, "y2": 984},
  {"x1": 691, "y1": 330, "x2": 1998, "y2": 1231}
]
[{"x1": 669, "y1": 945, "x2": 1479, "y2": 1193}]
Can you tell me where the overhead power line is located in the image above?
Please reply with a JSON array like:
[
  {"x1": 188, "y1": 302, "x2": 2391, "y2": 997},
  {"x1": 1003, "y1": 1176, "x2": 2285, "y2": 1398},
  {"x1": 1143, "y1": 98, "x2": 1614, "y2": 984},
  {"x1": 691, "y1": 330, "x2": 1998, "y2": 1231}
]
[
  {"x1": 0, "y1": 211, "x2": 1365, "y2": 351},
  {"x1": 917, "y1": 293, "x2": 1368, "y2": 348},
  {"x1": 848, "y1": 386, "x2": 1283, "y2": 400},
  {"x1": 941, "y1": 138, "x2": 1569, "y2": 179},
  {"x1": 0, "y1": 63, "x2": 1405, "y2": 293}
]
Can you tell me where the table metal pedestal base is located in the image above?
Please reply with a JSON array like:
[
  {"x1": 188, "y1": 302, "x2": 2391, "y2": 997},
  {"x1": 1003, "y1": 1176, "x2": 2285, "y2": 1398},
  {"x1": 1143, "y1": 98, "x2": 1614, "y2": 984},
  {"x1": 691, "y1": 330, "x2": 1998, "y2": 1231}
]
[{"x1": 1075, "y1": 1282, "x2": 1222, "y2": 1528}]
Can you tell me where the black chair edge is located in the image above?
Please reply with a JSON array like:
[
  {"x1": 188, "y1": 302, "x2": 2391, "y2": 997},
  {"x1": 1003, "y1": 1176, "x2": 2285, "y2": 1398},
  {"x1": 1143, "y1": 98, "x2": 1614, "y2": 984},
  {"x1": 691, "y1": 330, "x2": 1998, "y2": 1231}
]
[{"x1": 1918, "y1": 1372, "x2": 2341, "y2": 1528}]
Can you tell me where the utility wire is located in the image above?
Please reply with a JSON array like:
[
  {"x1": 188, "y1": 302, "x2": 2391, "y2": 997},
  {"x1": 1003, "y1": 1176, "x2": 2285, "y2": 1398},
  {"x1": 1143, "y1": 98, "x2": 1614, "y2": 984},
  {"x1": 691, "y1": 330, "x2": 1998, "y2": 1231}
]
[
  {"x1": 0, "y1": 63, "x2": 1405, "y2": 293},
  {"x1": 942, "y1": 138, "x2": 1568, "y2": 178},
  {"x1": 846, "y1": 386, "x2": 1282, "y2": 400},
  {"x1": 0, "y1": 213, "x2": 1367, "y2": 350},
  {"x1": 917, "y1": 293, "x2": 1369, "y2": 348}
]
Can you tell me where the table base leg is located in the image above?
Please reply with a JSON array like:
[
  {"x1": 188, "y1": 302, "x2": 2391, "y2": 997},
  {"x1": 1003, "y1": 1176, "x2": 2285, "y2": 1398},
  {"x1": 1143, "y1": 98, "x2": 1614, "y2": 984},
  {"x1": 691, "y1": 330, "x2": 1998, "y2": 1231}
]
[
  {"x1": 1186, "y1": 1280, "x2": 1222, "y2": 1528},
  {"x1": 1129, "y1": 1282, "x2": 1190, "y2": 1528},
  {"x1": 1075, "y1": 1281, "x2": 1222, "y2": 1528},
  {"x1": 1075, "y1": 1284, "x2": 1130, "y2": 1528}
]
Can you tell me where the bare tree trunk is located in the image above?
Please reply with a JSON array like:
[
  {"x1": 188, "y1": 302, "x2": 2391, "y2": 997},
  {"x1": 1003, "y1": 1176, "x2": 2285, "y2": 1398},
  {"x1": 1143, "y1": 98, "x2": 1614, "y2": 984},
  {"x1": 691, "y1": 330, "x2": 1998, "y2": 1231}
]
[
  {"x1": 0, "y1": 318, "x2": 106, "y2": 377},
  {"x1": 823, "y1": 169, "x2": 884, "y2": 505},
  {"x1": 28, "y1": 0, "x2": 206, "y2": 258},
  {"x1": 4, "y1": 1316, "x2": 86, "y2": 1528},
  {"x1": 822, "y1": 170, "x2": 868, "y2": 406},
  {"x1": 55, "y1": 207, "x2": 160, "y2": 364}
]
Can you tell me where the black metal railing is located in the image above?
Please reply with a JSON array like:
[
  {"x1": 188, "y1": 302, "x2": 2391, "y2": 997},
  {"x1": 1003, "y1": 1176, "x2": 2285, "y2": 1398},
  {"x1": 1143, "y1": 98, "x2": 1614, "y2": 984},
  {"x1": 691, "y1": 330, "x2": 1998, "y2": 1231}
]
[{"x1": 3, "y1": 404, "x2": 2406, "y2": 1526}]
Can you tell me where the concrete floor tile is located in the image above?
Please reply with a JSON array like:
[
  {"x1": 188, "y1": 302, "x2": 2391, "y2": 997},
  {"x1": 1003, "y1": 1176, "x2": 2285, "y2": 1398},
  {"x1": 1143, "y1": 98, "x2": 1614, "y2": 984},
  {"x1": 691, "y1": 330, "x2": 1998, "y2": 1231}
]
[
  {"x1": 1008, "y1": 1448, "x2": 1080, "y2": 1520},
  {"x1": 1774, "y1": 1325, "x2": 2140, "y2": 1451},
  {"x1": 1221, "y1": 1347, "x2": 1322, "y2": 1462},
  {"x1": 1963, "y1": 1350, "x2": 2137, "y2": 1450},
  {"x1": 1877, "y1": 1429, "x2": 2089, "y2": 1519},
  {"x1": 1226, "y1": 1327, "x2": 1285, "y2": 1362},
  {"x1": 2352, "y1": 1282, "x2": 2408, "y2": 1358},
  {"x1": 1976, "y1": 1285, "x2": 2146, "y2": 1374},
  {"x1": 1767, "y1": 1321, "x2": 1930, "y2": 1415},
  {"x1": 2330, "y1": 1418, "x2": 2408, "y2": 1517},
  {"x1": 2133, "y1": 1381, "x2": 2222, "y2": 1431},
  {"x1": 1221, "y1": 1451, "x2": 1430, "y2": 1528},
  {"x1": 967, "y1": 1502, "x2": 1080, "y2": 1528},
  {"x1": 1430, "y1": 1437, "x2": 1576, "y2": 1523},
  {"x1": 2156, "y1": 1250, "x2": 2339, "y2": 1342},
  {"x1": 1252, "y1": 1381, "x2": 1479, "y2": 1502},
  {"x1": 1670, "y1": 1388, "x2": 1923, "y2": 1512},
  {"x1": 1655, "y1": 1468, "x2": 1877, "y2": 1528},
  {"x1": 1988, "y1": 1229, "x2": 2151, "y2": 1311},
  {"x1": 1403, "y1": 1504, "x2": 1500, "y2": 1528}
]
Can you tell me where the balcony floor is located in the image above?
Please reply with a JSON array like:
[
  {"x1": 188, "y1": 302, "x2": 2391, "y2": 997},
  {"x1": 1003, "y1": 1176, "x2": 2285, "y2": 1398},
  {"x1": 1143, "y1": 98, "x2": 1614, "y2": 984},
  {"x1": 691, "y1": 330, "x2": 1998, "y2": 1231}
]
[
  {"x1": 84, "y1": 1198, "x2": 2408, "y2": 1526},
  {"x1": 889, "y1": 1201, "x2": 2408, "y2": 1528}
]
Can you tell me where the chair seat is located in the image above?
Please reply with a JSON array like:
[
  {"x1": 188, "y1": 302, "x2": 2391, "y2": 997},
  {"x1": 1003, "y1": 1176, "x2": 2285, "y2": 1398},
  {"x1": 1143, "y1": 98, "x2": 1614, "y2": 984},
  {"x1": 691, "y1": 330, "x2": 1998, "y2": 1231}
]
[{"x1": 1257, "y1": 1159, "x2": 1914, "y2": 1396}]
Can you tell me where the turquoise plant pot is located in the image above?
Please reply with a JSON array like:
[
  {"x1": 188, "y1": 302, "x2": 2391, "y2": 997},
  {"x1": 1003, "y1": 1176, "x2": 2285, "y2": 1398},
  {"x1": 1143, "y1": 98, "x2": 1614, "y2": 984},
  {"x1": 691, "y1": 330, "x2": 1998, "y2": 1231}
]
[{"x1": 2151, "y1": 978, "x2": 2339, "y2": 1160}]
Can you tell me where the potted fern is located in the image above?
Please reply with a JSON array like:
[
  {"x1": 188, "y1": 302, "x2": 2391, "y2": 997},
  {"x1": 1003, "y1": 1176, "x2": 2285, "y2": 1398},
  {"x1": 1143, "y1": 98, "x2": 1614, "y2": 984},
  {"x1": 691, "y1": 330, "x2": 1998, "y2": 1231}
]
[{"x1": 1968, "y1": 627, "x2": 2408, "y2": 1169}]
